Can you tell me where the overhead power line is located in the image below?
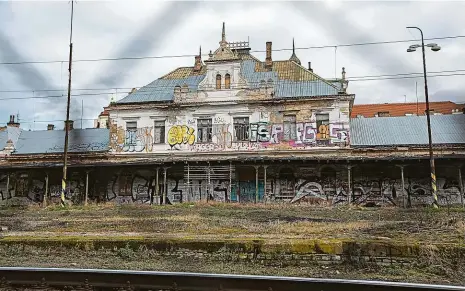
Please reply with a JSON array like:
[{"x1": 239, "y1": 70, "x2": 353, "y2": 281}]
[
  {"x1": 0, "y1": 68, "x2": 464, "y2": 96},
  {"x1": 0, "y1": 92, "x2": 124, "y2": 101},
  {"x1": 0, "y1": 72, "x2": 464, "y2": 102},
  {"x1": 1, "y1": 35, "x2": 465, "y2": 65}
]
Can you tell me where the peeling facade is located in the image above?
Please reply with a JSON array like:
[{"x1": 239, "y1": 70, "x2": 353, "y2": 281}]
[{"x1": 1, "y1": 23, "x2": 464, "y2": 207}]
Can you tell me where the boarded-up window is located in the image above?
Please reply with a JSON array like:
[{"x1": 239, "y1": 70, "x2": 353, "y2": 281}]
[
  {"x1": 216, "y1": 74, "x2": 221, "y2": 89},
  {"x1": 197, "y1": 119, "x2": 212, "y2": 143},
  {"x1": 234, "y1": 117, "x2": 249, "y2": 141},
  {"x1": 225, "y1": 74, "x2": 231, "y2": 89},
  {"x1": 283, "y1": 115, "x2": 297, "y2": 141},
  {"x1": 154, "y1": 120, "x2": 165, "y2": 144}
]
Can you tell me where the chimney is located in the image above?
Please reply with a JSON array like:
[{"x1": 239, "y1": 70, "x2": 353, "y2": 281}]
[
  {"x1": 193, "y1": 46, "x2": 202, "y2": 72},
  {"x1": 47, "y1": 124, "x2": 55, "y2": 131},
  {"x1": 64, "y1": 120, "x2": 74, "y2": 131},
  {"x1": 265, "y1": 41, "x2": 272, "y2": 70},
  {"x1": 308, "y1": 62, "x2": 313, "y2": 72},
  {"x1": 7, "y1": 115, "x2": 20, "y2": 128}
]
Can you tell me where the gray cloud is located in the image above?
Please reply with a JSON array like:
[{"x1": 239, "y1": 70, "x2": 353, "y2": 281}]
[
  {"x1": 0, "y1": 30, "x2": 55, "y2": 91},
  {"x1": 289, "y1": 1, "x2": 417, "y2": 91},
  {"x1": 1, "y1": 1, "x2": 464, "y2": 128},
  {"x1": 86, "y1": 1, "x2": 199, "y2": 89}
]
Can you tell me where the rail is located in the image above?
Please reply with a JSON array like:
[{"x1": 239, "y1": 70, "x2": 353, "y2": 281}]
[{"x1": 0, "y1": 267, "x2": 464, "y2": 291}]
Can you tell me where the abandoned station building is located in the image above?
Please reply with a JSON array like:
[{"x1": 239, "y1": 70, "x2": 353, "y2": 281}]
[{"x1": 1, "y1": 24, "x2": 465, "y2": 207}]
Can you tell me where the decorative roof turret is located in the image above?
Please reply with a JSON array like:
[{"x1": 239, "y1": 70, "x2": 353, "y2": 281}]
[
  {"x1": 205, "y1": 22, "x2": 239, "y2": 62},
  {"x1": 289, "y1": 38, "x2": 301, "y2": 65}
]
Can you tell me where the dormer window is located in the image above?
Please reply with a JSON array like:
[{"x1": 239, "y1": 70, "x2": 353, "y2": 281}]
[
  {"x1": 225, "y1": 73, "x2": 231, "y2": 89},
  {"x1": 216, "y1": 74, "x2": 221, "y2": 89}
]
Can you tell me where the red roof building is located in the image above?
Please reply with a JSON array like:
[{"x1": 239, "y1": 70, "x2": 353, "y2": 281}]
[{"x1": 351, "y1": 101, "x2": 465, "y2": 118}]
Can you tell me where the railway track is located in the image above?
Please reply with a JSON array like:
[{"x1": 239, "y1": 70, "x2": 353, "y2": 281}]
[{"x1": 0, "y1": 267, "x2": 463, "y2": 291}]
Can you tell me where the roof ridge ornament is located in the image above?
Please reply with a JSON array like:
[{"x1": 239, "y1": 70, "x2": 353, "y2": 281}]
[
  {"x1": 220, "y1": 22, "x2": 227, "y2": 48},
  {"x1": 289, "y1": 38, "x2": 301, "y2": 65}
]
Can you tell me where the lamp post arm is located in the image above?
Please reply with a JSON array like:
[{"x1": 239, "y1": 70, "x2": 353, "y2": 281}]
[{"x1": 406, "y1": 26, "x2": 438, "y2": 208}]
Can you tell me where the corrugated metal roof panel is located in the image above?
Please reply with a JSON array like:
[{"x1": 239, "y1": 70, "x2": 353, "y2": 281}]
[
  {"x1": 350, "y1": 114, "x2": 465, "y2": 146},
  {"x1": 0, "y1": 127, "x2": 22, "y2": 151},
  {"x1": 117, "y1": 60, "x2": 343, "y2": 104},
  {"x1": 0, "y1": 130, "x2": 7, "y2": 151},
  {"x1": 240, "y1": 60, "x2": 339, "y2": 98},
  {"x1": 117, "y1": 75, "x2": 206, "y2": 104},
  {"x1": 13, "y1": 128, "x2": 110, "y2": 155}
]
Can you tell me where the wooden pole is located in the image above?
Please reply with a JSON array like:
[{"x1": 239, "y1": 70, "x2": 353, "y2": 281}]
[
  {"x1": 458, "y1": 167, "x2": 464, "y2": 209},
  {"x1": 229, "y1": 161, "x2": 232, "y2": 202},
  {"x1": 187, "y1": 163, "x2": 190, "y2": 202},
  {"x1": 207, "y1": 164, "x2": 211, "y2": 202},
  {"x1": 347, "y1": 165, "x2": 352, "y2": 204},
  {"x1": 255, "y1": 165, "x2": 259, "y2": 203},
  {"x1": 155, "y1": 167, "x2": 159, "y2": 205},
  {"x1": 163, "y1": 167, "x2": 167, "y2": 205},
  {"x1": 85, "y1": 171, "x2": 89, "y2": 206},
  {"x1": 43, "y1": 173, "x2": 48, "y2": 207},
  {"x1": 263, "y1": 165, "x2": 268, "y2": 203},
  {"x1": 400, "y1": 165, "x2": 406, "y2": 208},
  {"x1": 6, "y1": 173, "x2": 10, "y2": 200}
]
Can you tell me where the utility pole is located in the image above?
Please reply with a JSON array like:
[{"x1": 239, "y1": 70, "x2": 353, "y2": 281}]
[
  {"x1": 406, "y1": 26, "x2": 441, "y2": 208},
  {"x1": 61, "y1": 0, "x2": 75, "y2": 207}
]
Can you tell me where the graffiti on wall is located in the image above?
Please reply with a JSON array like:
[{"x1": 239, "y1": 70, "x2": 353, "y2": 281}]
[
  {"x1": 167, "y1": 125, "x2": 195, "y2": 150},
  {"x1": 110, "y1": 119, "x2": 349, "y2": 153},
  {"x1": 212, "y1": 124, "x2": 233, "y2": 149}
]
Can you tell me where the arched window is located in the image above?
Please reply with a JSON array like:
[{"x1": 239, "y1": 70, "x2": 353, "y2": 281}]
[
  {"x1": 216, "y1": 74, "x2": 222, "y2": 89},
  {"x1": 225, "y1": 73, "x2": 231, "y2": 89}
]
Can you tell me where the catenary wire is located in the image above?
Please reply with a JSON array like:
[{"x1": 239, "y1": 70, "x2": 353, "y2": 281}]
[
  {"x1": 0, "y1": 73, "x2": 464, "y2": 102},
  {"x1": 0, "y1": 35, "x2": 464, "y2": 65},
  {"x1": 1, "y1": 69, "x2": 464, "y2": 94}
]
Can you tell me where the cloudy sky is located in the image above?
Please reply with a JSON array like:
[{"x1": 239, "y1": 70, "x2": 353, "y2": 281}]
[{"x1": 1, "y1": 0, "x2": 465, "y2": 130}]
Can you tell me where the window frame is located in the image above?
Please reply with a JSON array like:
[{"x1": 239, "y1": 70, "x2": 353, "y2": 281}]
[
  {"x1": 216, "y1": 74, "x2": 222, "y2": 90},
  {"x1": 283, "y1": 114, "x2": 297, "y2": 141},
  {"x1": 197, "y1": 118, "x2": 213, "y2": 143},
  {"x1": 233, "y1": 117, "x2": 250, "y2": 142},
  {"x1": 377, "y1": 111, "x2": 390, "y2": 117},
  {"x1": 225, "y1": 73, "x2": 231, "y2": 89},
  {"x1": 153, "y1": 120, "x2": 165, "y2": 144}
]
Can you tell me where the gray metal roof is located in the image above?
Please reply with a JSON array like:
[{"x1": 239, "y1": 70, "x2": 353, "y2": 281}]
[
  {"x1": 350, "y1": 114, "x2": 465, "y2": 147},
  {"x1": 116, "y1": 60, "x2": 340, "y2": 104},
  {"x1": 0, "y1": 127, "x2": 22, "y2": 151},
  {"x1": 13, "y1": 128, "x2": 110, "y2": 155},
  {"x1": 240, "y1": 60, "x2": 339, "y2": 97},
  {"x1": 117, "y1": 76, "x2": 206, "y2": 104},
  {"x1": 0, "y1": 130, "x2": 6, "y2": 151}
]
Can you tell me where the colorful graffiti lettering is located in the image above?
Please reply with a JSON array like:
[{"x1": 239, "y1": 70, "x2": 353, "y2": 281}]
[{"x1": 167, "y1": 125, "x2": 195, "y2": 148}]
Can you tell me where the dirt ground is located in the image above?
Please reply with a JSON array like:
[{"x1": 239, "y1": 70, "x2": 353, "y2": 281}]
[{"x1": 0, "y1": 203, "x2": 464, "y2": 285}]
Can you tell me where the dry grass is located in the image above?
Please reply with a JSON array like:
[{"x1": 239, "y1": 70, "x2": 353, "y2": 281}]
[{"x1": 1, "y1": 203, "x2": 464, "y2": 244}]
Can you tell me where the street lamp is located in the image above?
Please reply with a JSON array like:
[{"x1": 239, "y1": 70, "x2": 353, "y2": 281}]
[{"x1": 406, "y1": 26, "x2": 441, "y2": 208}]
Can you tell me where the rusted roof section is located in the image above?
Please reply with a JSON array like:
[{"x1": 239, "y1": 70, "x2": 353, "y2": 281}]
[
  {"x1": 254, "y1": 60, "x2": 320, "y2": 82},
  {"x1": 351, "y1": 101, "x2": 465, "y2": 118},
  {"x1": 160, "y1": 66, "x2": 207, "y2": 80}
]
